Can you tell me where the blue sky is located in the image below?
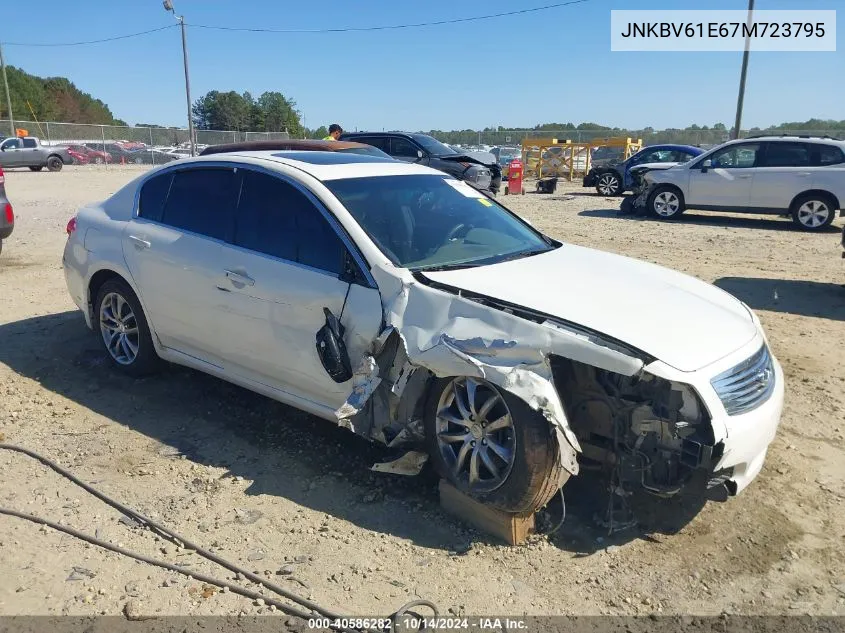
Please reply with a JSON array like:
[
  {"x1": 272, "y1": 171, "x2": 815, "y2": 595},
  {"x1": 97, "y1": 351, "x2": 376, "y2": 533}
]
[{"x1": 5, "y1": 0, "x2": 842, "y2": 131}]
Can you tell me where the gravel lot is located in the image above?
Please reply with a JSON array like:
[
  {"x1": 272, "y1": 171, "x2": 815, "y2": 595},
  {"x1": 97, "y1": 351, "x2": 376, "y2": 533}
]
[{"x1": 1, "y1": 165, "x2": 844, "y2": 620}]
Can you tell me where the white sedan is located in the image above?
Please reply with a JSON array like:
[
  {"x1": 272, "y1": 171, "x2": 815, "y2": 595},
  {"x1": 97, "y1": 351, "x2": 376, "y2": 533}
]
[{"x1": 62, "y1": 150, "x2": 784, "y2": 514}]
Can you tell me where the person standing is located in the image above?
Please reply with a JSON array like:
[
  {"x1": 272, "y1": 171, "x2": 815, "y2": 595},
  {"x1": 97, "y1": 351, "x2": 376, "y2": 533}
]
[{"x1": 323, "y1": 124, "x2": 343, "y2": 141}]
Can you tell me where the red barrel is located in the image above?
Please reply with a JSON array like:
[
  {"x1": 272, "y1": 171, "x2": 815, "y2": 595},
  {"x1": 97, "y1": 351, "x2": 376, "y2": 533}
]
[{"x1": 506, "y1": 159, "x2": 524, "y2": 195}]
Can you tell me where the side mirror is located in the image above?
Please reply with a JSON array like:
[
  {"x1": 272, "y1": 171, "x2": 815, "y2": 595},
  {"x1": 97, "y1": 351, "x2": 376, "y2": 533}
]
[
  {"x1": 701, "y1": 159, "x2": 712, "y2": 172},
  {"x1": 315, "y1": 307, "x2": 353, "y2": 383}
]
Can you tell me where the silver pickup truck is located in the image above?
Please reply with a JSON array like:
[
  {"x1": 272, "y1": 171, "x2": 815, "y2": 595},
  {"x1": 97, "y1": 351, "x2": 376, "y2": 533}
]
[{"x1": 0, "y1": 136, "x2": 72, "y2": 172}]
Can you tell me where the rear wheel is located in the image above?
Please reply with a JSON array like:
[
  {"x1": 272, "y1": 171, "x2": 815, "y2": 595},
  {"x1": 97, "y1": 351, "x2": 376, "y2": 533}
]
[
  {"x1": 92, "y1": 156, "x2": 104, "y2": 164},
  {"x1": 648, "y1": 185, "x2": 685, "y2": 220},
  {"x1": 46, "y1": 156, "x2": 63, "y2": 172},
  {"x1": 791, "y1": 193, "x2": 836, "y2": 231},
  {"x1": 29, "y1": 166, "x2": 44, "y2": 172},
  {"x1": 425, "y1": 376, "x2": 564, "y2": 513},
  {"x1": 596, "y1": 171, "x2": 622, "y2": 196},
  {"x1": 95, "y1": 279, "x2": 160, "y2": 376}
]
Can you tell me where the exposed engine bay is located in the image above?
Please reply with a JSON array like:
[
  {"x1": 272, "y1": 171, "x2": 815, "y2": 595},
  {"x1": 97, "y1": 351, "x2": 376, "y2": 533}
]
[{"x1": 551, "y1": 356, "x2": 725, "y2": 510}]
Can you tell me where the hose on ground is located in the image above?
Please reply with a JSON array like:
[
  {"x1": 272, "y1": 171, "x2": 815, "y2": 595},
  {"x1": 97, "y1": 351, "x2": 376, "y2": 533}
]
[{"x1": 0, "y1": 443, "x2": 438, "y2": 632}]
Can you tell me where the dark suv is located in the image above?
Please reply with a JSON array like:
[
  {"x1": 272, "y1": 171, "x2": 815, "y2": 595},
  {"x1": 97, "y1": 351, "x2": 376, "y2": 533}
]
[{"x1": 340, "y1": 132, "x2": 501, "y2": 195}]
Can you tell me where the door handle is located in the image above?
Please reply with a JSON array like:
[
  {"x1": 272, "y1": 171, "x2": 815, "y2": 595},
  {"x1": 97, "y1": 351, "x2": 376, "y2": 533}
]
[
  {"x1": 736, "y1": 174, "x2": 752, "y2": 179},
  {"x1": 224, "y1": 270, "x2": 255, "y2": 286},
  {"x1": 796, "y1": 172, "x2": 812, "y2": 177},
  {"x1": 128, "y1": 235, "x2": 151, "y2": 249}
]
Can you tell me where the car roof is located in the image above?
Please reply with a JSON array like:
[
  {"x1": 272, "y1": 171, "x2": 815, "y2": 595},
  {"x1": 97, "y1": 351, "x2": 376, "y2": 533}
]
[
  {"x1": 199, "y1": 139, "x2": 377, "y2": 156},
  {"x1": 170, "y1": 150, "x2": 444, "y2": 181},
  {"x1": 738, "y1": 135, "x2": 844, "y2": 144},
  {"x1": 638, "y1": 144, "x2": 703, "y2": 153}
]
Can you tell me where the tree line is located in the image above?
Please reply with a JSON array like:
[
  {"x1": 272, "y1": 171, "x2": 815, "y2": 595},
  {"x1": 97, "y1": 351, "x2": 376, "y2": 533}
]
[{"x1": 0, "y1": 65, "x2": 125, "y2": 126}]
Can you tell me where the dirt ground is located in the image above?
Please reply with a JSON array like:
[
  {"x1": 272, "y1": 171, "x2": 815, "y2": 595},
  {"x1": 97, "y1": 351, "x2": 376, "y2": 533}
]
[{"x1": 0, "y1": 165, "x2": 844, "y2": 620}]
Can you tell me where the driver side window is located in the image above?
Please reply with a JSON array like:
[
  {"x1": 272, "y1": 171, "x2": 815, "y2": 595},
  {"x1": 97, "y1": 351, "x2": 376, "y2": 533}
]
[
  {"x1": 390, "y1": 137, "x2": 421, "y2": 160},
  {"x1": 1, "y1": 139, "x2": 21, "y2": 150},
  {"x1": 709, "y1": 143, "x2": 761, "y2": 169}
]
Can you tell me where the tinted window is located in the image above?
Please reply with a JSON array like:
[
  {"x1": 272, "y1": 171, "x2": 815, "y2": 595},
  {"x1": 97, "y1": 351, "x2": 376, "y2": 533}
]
[
  {"x1": 816, "y1": 144, "x2": 845, "y2": 166},
  {"x1": 235, "y1": 170, "x2": 345, "y2": 275},
  {"x1": 762, "y1": 142, "x2": 810, "y2": 167},
  {"x1": 710, "y1": 143, "x2": 760, "y2": 168},
  {"x1": 410, "y1": 134, "x2": 456, "y2": 155},
  {"x1": 22, "y1": 138, "x2": 37, "y2": 148},
  {"x1": 354, "y1": 136, "x2": 390, "y2": 153},
  {"x1": 390, "y1": 137, "x2": 420, "y2": 158},
  {"x1": 138, "y1": 173, "x2": 173, "y2": 222},
  {"x1": 161, "y1": 168, "x2": 238, "y2": 241},
  {"x1": 1, "y1": 139, "x2": 21, "y2": 150}
]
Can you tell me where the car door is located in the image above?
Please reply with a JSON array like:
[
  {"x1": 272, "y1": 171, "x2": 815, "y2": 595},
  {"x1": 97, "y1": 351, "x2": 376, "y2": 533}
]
[
  {"x1": 122, "y1": 166, "x2": 240, "y2": 366},
  {"x1": 350, "y1": 135, "x2": 390, "y2": 155},
  {"x1": 749, "y1": 142, "x2": 812, "y2": 210},
  {"x1": 687, "y1": 142, "x2": 761, "y2": 208},
  {"x1": 0, "y1": 138, "x2": 24, "y2": 167},
  {"x1": 215, "y1": 168, "x2": 382, "y2": 409}
]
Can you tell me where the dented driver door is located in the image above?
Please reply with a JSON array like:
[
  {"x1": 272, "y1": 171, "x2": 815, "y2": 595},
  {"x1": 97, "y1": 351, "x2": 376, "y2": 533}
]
[{"x1": 213, "y1": 169, "x2": 382, "y2": 409}]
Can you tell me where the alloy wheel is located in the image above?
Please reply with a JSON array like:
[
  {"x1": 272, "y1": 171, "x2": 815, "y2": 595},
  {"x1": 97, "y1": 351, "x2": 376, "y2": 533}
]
[
  {"x1": 653, "y1": 191, "x2": 680, "y2": 217},
  {"x1": 435, "y1": 377, "x2": 516, "y2": 493},
  {"x1": 598, "y1": 174, "x2": 620, "y2": 196},
  {"x1": 797, "y1": 200, "x2": 831, "y2": 228},
  {"x1": 99, "y1": 292, "x2": 140, "y2": 365}
]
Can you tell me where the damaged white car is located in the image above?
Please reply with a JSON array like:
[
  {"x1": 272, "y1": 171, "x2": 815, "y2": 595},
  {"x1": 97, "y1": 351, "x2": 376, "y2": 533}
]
[{"x1": 62, "y1": 151, "x2": 784, "y2": 515}]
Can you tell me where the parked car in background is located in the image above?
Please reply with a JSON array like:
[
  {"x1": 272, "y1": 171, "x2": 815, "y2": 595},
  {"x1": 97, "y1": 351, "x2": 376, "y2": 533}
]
[
  {"x1": 0, "y1": 136, "x2": 72, "y2": 172},
  {"x1": 200, "y1": 139, "x2": 394, "y2": 159},
  {"x1": 85, "y1": 142, "x2": 146, "y2": 164},
  {"x1": 0, "y1": 166, "x2": 13, "y2": 256},
  {"x1": 340, "y1": 131, "x2": 501, "y2": 195},
  {"x1": 66, "y1": 146, "x2": 90, "y2": 165},
  {"x1": 491, "y1": 146, "x2": 522, "y2": 179},
  {"x1": 583, "y1": 144, "x2": 704, "y2": 196},
  {"x1": 63, "y1": 149, "x2": 783, "y2": 514},
  {"x1": 67, "y1": 144, "x2": 112, "y2": 164},
  {"x1": 637, "y1": 136, "x2": 845, "y2": 231}
]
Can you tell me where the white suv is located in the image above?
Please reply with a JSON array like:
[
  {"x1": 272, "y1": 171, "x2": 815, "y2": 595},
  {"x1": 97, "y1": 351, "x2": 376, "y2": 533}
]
[{"x1": 638, "y1": 136, "x2": 845, "y2": 231}]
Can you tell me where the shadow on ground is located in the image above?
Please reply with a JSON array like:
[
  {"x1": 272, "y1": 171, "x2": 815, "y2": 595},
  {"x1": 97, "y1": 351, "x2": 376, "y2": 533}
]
[
  {"x1": 715, "y1": 277, "x2": 845, "y2": 321},
  {"x1": 579, "y1": 208, "x2": 842, "y2": 233},
  {"x1": 0, "y1": 311, "x2": 707, "y2": 553}
]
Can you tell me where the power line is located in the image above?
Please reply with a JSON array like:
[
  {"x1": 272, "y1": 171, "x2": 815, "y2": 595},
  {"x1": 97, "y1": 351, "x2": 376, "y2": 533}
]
[
  {"x1": 2, "y1": 24, "x2": 178, "y2": 47},
  {"x1": 0, "y1": 1, "x2": 591, "y2": 48},
  {"x1": 190, "y1": 0, "x2": 591, "y2": 34}
]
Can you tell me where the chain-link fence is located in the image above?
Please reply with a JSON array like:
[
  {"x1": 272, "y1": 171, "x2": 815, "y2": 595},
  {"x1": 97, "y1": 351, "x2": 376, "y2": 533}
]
[{"x1": 0, "y1": 120, "x2": 290, "y2": 166}]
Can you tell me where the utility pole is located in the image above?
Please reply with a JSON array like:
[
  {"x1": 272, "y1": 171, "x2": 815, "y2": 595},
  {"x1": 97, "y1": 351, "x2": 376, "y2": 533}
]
[
  {"x1": 732, "y1": 0, "x2": 755, "y2": 140},
  {"x1": 163, "y1": 0, "x2": 195, "y2": 156},
  {"x1": 0, "y1": 43, "x2": 15, "y2": 137}
]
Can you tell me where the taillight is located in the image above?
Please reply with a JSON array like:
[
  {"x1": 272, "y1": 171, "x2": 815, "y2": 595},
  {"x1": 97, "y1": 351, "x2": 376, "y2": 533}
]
[
  {"x1": 3, "y1": 203, "x2": 12, "y2": 224},
  {"x1": 66, "y1": 216, "x2": 77, "y2": 236}
]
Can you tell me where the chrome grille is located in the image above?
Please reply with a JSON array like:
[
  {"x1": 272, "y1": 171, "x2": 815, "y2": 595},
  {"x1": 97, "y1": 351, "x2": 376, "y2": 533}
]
[{"x1": 711, "y1": 345, "x2": 776, "y2": 416}]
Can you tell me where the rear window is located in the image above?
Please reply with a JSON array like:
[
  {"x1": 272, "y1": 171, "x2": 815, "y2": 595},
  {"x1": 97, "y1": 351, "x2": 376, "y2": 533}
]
[
  {"x1": 762, "y1": 142, "x2": 810, "y2": 167},
  {"x1": 138, "y1": 173, "x2": 173, "y2": 222},
  {"x1": 816, "y1": 144, "x2": 845, "y2": 166},
  {"x1": 22, "y1": 138, "x2": 37, "y2": 148},
  {"x1": 161, "y1": 168, "x2": 239, "y2": 241}
]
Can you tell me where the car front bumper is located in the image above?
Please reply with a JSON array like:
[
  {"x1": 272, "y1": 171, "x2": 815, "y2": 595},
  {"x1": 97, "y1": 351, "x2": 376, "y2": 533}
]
[{"x1": 646, "y1": 332, "x2": 784, "y2": 497}]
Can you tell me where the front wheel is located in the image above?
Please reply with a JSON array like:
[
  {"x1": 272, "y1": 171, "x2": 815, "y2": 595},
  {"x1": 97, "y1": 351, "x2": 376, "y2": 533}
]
[
  {"x1": 791, "y1": 193, "x2": 836, "y2": 231},
  {"x1": 46, "y1": 156, "x2": 63, "y2": 172},
  {"x1": 92, "y1": 156, "x2": 104, "y2": 164},
  {"x1": 95, "y1": 279, "x2": 160, "y2": 376},
  {"x1": 595, "y1": 171, "x2": 622, "y2": 196},
  {"x1": 425, "y1": 376, "x2": 565, "y2": 514},
  {"x1": 648, "y1": 185, "x2": 685, "y2": 220},
  {"x1": 29, "y1": 166, "x2": 44, "y2": 172}
]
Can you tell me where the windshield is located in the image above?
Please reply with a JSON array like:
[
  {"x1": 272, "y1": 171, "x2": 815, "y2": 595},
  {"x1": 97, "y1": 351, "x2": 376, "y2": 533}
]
[
  {"x1": 326, "y1": 174, "x2": 555, "y2": 270},
  {"x1": 410, "y1": 134, "x2": 456, "y2": 156}
]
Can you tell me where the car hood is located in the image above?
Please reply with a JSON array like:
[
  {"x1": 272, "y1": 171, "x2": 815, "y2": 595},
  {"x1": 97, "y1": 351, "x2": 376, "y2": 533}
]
[
  {"x1": 439, "y1": 151, "x2": 497, "y2": 167},
  {"x1": 420, "y1": 244, "x2": 757, "y2": 372}
]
